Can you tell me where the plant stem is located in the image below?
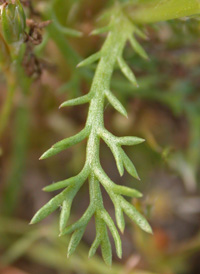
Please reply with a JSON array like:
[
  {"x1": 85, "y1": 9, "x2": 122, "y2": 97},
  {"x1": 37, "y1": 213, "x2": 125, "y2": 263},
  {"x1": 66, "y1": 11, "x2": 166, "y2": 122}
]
[
  {"x1": 2, "y1": 105, "x2": 29, "y2": 216},
  {"x1": 44, "y1": 2, "x2": 92, "y2": 80},
  {"x1": 124, "y1": 0, "x2": 200, "y2": 23},
  {"x1": 0, "y1": 71, "x2": 15, "y2": 141},
  {"x1": 85, "y1": 9, "x2": 132, "y2": 206}
]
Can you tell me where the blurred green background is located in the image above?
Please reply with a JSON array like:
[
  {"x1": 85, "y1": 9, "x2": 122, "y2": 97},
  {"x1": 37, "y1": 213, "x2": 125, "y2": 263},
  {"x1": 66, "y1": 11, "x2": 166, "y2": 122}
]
[{"x1": 0, "y1": 0, "x2": 200, "y2": 273}]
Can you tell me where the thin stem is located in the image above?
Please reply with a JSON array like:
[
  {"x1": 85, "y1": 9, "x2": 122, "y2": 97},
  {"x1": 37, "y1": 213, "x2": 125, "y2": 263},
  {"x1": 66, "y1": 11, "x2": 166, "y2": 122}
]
[
  {"x1": 89, "y1": 173, "x2": 103, "y2": 209},
  {"x1": 44, "y1": 1, "x2": 92, "y2": 81},
  {"x1": 1, "y1": 105, "x2": 29, "y2": 216},
  {"x1": 124, "y1": 0, "x2": 200, "y2": 23},
  {"x1": 85, "y1": 9, "x2": 132, "y2": 200},
  {"x1": 0, "y1": 71, "x2": 15, "y2": 140}
]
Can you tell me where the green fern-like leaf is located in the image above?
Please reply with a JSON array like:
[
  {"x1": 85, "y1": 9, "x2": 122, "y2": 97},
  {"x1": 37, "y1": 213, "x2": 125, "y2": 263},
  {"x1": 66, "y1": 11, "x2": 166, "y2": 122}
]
[{"x1": 31, "y1": 5, "x2": 152, "y2": 265}]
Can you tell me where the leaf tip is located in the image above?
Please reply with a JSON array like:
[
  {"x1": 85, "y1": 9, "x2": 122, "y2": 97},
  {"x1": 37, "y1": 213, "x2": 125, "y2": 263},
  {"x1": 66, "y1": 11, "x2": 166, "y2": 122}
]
[
  {"x1": 88, "y1": 249, "x2": 95, "y2": 259},
  {"x1": 146, "y1": 225, "x2": 153, "y2": 235},
  {"x1": 125, "y1": 113, "x2": 128, "y2": 119},
  {"x1": 136, "y1": 175, "x2": 141, "y2": 181},
  {"x1": 137, "y1": 192, "x2": 143, "y2": 198},
  {"x1": 59, "y1": 102, "x2": 65, "y2": 109},
  {"x1": 67, "y1": 247, "x2": 74, "y2": 258},
  {"x1": 119, "y1": 171, "x2": 124, "y2": 177},
  {"x1": 118, "y1": 252, "x2": 122, "y2": 259},
  {"x1": 39, "y1": 154, "x2": 44, "y2": 160},
  {"x1": 135, "y1": 82, "x2": 139, "y2": 88},
  {"x1": 77, "y1": 61, "x2": 84, "y2": 68},
  {"x1": 139, "y1": 138, "x2": 145, "y2": 144},
  {"x1": 89, "y1": 30, "x2": 95, "y2": 36},
  {"x1": 42, "y1": 186, "x2": 50, "y2": 192},
  {"x1": 39, "y1": 151, "x2": 49, "y2": 160},
  {"x1": 77, "y1": 32, "x2": 83, "y2": 38},
  {"x1": 29, "y1": 217, "x2": 36, "y2": 225},
  {"x1": 123, "y1": 109, "x2": 128, "y2": 118}
]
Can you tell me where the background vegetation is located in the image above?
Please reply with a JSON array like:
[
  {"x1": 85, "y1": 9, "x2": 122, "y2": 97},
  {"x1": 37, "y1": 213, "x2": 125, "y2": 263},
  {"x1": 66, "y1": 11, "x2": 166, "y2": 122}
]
[{"x1": 0, "y1": 0, "x2": 200, "y2": 273}]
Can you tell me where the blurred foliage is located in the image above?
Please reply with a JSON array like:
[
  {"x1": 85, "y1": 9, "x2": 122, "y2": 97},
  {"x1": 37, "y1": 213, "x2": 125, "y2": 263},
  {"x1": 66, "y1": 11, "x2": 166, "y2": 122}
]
[{"x1": 0, "y1": 0, "x2": 200, "y2": 273}]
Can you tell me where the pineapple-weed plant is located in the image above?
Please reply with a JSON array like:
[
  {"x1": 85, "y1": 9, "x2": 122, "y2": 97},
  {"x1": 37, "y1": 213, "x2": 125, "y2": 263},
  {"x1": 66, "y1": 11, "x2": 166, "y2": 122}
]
[{"x1": 0, "y1": 0, "x2": 200, "y2": 267}]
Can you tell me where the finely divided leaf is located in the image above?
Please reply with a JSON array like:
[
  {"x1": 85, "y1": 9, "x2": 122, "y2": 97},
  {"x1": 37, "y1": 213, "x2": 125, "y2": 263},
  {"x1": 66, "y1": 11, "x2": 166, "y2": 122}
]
[
  {"x1": 120, "y1": 197, "x2": 152, "y2": 234},
  {"x1": 100, "y1": 133, "x2": 124, "y2": 176},
  {"x1": 60, "y1": 205, "x2": 94, "y2": 236},
  {"x1": 104, "y1": 90, "x2": 128, "y2": 118},
  {"x1": 30, "y1": 188, "x2": 69, "y2": 224},
  {"x1": 40, "y1": 147, "x2": 63, "y2": 160},
  {"x1": 88, "y1": 236, "x2": 101, "y2": 258},
  {"x1": 59, "y1": 199, "x2": 72, "y2": 232},
  {"x1": 60, "y1": 93, "x2": 93, "y2": 108},
  {"x1": 67, "y1": 226, "x2": 86, "y2": 257},
  {"x1": 101, "y1": 210, "x2": 122, "y2": 259},
  {"x1": 133, "y1": 26, "x2": 148, "y2": 40},
  {"x1": 53, "y1": 127, "x2": 90, "y2": 149},
  {"x1": 52, "y1": 11, "x2": 82, "y2": 37},
  {"x1": 90, "y1": 25, "x2": 112, "y2": 35},
  {"x1": 113, "y1": 185, "x2": 143, "y2": 198},
  {"x1": 129, "y1": 36, "x2": 149, "y2": 60},
  {"x1": 77, "y1": 51, "x2": 101, "y2": 67},
  {"x1": 43, "y1": 169, "x2": 88, "y2": 192},
  {"x1": 115, "y1": 204, "x2": 125, "y2": 233},
  {"x1": 40, "y1": 127, "x2": 90, "y2": 160},
  {"x1": 121, "y1": 150, "x2": 140, "y2": 180},
  {"x1": 117, "y1": 57, "x2": 138, "y2": 87},
  {"x1": 101, "y1": 230, "x2": 112, "y2": 266},
  {"x1": 118, "y1": 136, "x2": 145, "y2": 146}
]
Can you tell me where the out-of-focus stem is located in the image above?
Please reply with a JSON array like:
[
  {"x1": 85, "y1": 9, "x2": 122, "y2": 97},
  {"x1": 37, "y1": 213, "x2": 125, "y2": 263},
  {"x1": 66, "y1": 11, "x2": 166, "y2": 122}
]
[
  {"x1": 0, "y1": 71, "x2": 15, "y2": 141},
  {"x1": 124, "y1": 0, "x2": 200, "y2": 24},
  {"x1": 1, "y1": 46, "x2": 32, "y2": 215},
  {"x1": 2, "y1": 105, "x2": 29, "y2": 216}
]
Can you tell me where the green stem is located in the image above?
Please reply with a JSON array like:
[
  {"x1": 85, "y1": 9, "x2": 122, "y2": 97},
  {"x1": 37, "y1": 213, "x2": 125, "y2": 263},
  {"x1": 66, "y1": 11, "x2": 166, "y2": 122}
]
[
  {"x1": 44, "y1": 2, "x2": 91, "y2": 80},
  {"x1": 89, "y1": 173, "x2": 103, "y2": 209},
  {"x1": 0, "y1": 72, "x2": 15, "y2": 141},
  {"x1": 85, "y1": 9, "x2": 132, "y2": 207},
  {"x1": 1, "y1": 105, "x2": 29, "y2": 216},
  {"x1": 1, "y1": 42, "x2": 32, "y2": 214},
  {"x1": 124, "y1": 0, "x2": 200, "y2": 24}
]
